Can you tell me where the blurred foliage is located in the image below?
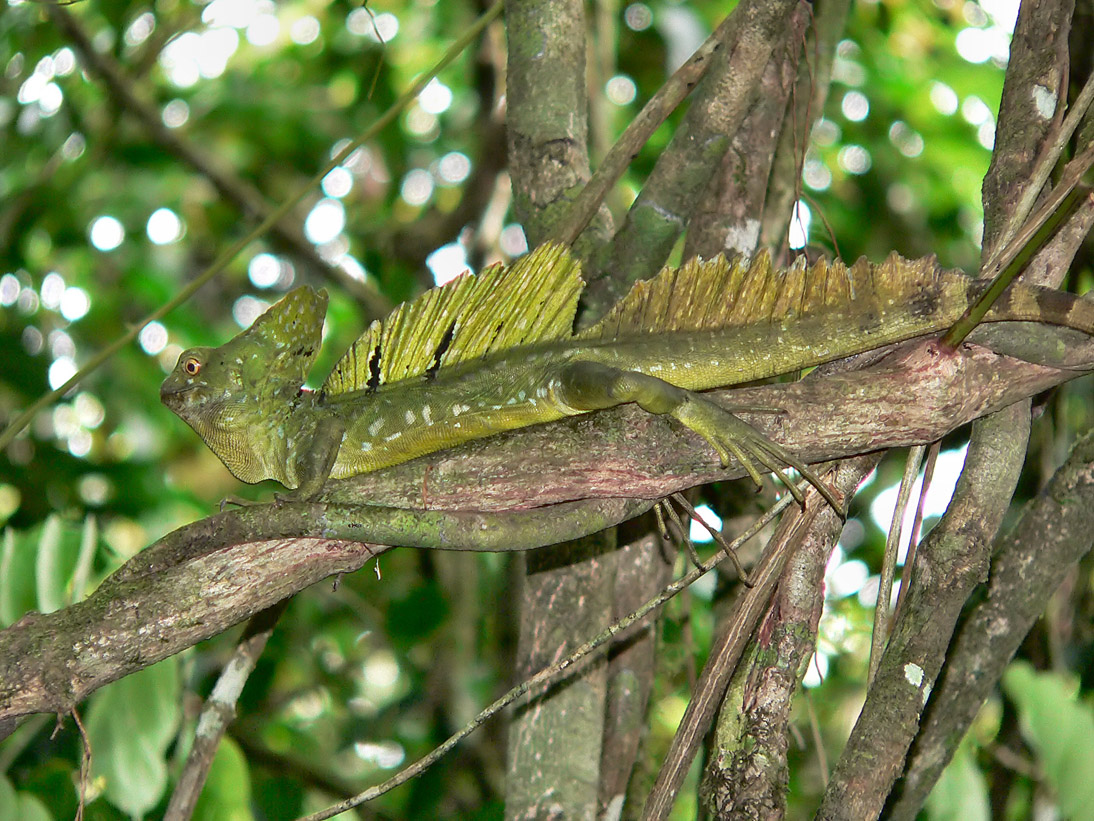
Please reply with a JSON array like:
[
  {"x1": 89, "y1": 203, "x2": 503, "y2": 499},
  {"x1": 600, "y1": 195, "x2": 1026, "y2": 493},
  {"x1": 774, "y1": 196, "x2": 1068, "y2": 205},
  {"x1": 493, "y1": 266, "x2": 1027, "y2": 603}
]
[{"x1": 0, "y1": 0, "x2": 1092, "y2": 817}]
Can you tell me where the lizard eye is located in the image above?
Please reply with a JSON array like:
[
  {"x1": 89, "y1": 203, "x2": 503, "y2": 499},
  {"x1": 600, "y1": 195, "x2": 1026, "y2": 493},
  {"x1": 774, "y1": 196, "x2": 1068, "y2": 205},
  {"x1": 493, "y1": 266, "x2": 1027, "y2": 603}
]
[{"x1": 183, "y1": 356, "x2": 203, "y2": 376}]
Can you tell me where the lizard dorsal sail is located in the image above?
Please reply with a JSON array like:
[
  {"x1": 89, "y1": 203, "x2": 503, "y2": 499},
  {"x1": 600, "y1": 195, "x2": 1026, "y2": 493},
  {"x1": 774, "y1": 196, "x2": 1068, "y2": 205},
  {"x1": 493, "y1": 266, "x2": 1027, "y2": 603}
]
[
  {"x1": 323, "y1": 242, "x2": 583, "y2": 395},
  {"x1": 576, "y1": 251, "x2": 944, "y2": 340}
]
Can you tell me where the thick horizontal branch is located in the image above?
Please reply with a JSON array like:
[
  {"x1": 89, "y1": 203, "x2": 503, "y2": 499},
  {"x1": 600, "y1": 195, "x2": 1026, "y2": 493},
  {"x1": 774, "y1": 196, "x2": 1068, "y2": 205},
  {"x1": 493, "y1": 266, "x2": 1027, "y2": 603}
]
[
  {"x1": 0, "y1": 325, "x2": 1089, "y2": 729},
  {"x1": 0, "y1": 497, "x2": 652, "y2": 728}
]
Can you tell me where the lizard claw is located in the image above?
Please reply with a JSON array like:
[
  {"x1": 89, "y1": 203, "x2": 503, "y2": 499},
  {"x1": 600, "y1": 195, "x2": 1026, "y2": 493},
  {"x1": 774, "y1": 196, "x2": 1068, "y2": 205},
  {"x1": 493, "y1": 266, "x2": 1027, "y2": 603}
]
[
  {"x1": 219, "y1": 495, "x2": 259, "y2": 511},
  {"x1": 673, "y1": 396, "x2": 844, "y2": 515}
]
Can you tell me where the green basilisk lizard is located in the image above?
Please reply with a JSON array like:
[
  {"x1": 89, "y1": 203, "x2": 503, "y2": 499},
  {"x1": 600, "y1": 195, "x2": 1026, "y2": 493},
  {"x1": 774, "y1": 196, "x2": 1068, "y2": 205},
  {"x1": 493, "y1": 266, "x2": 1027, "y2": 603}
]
[{"x1": 161, "y1": 243, "x2": 1094, "y2": 510}]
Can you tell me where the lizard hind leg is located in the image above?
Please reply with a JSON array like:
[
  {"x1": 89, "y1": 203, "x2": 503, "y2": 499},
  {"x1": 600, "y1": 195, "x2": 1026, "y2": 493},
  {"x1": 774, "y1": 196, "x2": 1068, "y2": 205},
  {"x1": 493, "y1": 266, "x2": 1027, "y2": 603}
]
[{"x1": 557, "y1": 360, "x2": 842, "y2": 513}]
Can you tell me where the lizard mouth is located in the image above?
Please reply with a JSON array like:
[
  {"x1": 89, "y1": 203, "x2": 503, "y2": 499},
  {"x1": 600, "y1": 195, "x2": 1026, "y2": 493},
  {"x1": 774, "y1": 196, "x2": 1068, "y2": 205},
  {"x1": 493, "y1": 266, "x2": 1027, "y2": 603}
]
[{"x1": 160, "y1": 382, "x2": 197, "y2": 411}]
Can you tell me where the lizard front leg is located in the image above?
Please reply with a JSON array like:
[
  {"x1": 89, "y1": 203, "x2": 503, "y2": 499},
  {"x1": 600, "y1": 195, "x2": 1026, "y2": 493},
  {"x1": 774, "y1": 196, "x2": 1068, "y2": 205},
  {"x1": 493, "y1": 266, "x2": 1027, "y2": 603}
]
[
  {"x1": 556, "y1": 360, "x2": 841, "y2": 512},
  {"x1": 283, "y1": 414, "x2": 346, "y2": 501}
]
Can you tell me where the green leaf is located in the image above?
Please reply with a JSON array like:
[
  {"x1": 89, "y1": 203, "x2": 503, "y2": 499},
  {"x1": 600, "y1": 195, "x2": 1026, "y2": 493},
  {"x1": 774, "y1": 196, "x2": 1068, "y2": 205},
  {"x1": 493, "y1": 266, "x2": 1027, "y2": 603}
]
[
  {"x1": 68, "y1": 515, "x2": 97, "y2": 605},
  {"x1": 34, "y1": 515, "x2": 66, "y2": 614},
  {"x1": 1002, "y1": 661, "x2": 1094, "y2": 820},
  {"x1": 85, "y1": 657, "x2": 182, "y2": 818},
  {"x1": 192, "y1": 737, "x2": 253, "y2": 821},
  {"x1": 0, "y1": 529, "x2": 18, "y2": 627},
  {"x1": 16, "y1": 793, "x2": 53, "y2": 821},
  {"x1": 0, "y1": 527, "x2": 38, "y2": 627},
  {"x1": 0, "y1": 776, "x2": 55, "y2": 821},
  {"x1": 924, "y1": 739, "x2": 989, "y2": 821},
  {"x1": 0, "y1": 484, "x2": 19, "y2": 525},
  {"x1": 0, "y1": 776, "x2": 18, "y2": 819}
]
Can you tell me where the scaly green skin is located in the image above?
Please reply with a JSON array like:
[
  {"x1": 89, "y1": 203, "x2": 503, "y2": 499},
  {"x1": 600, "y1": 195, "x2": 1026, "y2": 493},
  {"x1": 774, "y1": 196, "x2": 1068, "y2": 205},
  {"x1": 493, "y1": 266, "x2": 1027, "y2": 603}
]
[{"x1": 161, "y1": 247, "x2": 1094, "y2": 509}]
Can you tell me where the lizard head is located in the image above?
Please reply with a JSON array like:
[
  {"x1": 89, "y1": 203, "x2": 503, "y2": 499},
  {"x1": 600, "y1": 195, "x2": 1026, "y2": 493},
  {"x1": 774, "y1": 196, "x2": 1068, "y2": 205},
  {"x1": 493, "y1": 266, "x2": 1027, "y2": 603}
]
[{"x1": 161, "y1": 285, "x2": 328, "y2": 483}]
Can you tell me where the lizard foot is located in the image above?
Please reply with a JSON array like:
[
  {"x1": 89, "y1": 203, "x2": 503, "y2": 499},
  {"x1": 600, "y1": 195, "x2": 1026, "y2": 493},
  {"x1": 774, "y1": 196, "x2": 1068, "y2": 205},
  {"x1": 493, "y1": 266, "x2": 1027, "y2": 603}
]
[{"x1": 672, "y1": 395, "x2": 844, "y2": 515}]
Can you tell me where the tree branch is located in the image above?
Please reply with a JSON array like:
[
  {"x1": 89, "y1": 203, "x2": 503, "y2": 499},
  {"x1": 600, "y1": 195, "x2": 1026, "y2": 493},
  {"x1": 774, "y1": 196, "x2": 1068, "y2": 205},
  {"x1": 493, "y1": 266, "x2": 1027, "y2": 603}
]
[
  {"x1": 702, "y1": 457, "x2": 850, "y2": 817},
  {"x1": 643, "y1": 458, "x2": 870, "y2": 820},
  {"x1": 588, "y1": 0, "x2": 802, "y2": 306},
  {"x1": 760, "y1": 0, "x2": 852, "y2": 252},
  {"x1": 889, "y1": 424, "x2": 1094, "y2": 816},
  {"x1": 818, "y1": 403, "x2": 1032, "y2": 820},
  {"x1": 683, "y1": 2, "x2": 811, "y2": 261}
]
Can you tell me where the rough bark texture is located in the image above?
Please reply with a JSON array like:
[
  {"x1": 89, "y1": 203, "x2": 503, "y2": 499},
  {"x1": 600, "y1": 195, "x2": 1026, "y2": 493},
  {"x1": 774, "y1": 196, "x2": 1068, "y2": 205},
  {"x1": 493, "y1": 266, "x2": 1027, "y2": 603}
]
[
  {"x1": 981, "y1": 0, "x2": 1073, "y2": 251},
  {"x1": 597, "y1": 533, "x2": 674, "y2": 818},
  {"x1": 642, "y1": 460, "x2": 873, "y2": 821},
  {"x1": 817, "y1": 404, "x2": 1031, "y2": 820},
  {"x1": 684, "y1": 2, "x2": 810, "y2": 261},
  {"x1": 585, "y1": 0, "x2": 803, "y2": 309},
  {"x1": 888, "y1": 427, "x2": 1094, "y2": 816},
  {"x1": 505, "y1": 0, "x2": 593, "y2": 247},
  {"x1": 887, "y1": 194, "x2": 1094, "y2": 816},
  {"x1": 702, "y1": 491, "x2": 844, "y2": 819},
  {"x1": 506, "y1": 534, "x2": 615, "y2": 821}
]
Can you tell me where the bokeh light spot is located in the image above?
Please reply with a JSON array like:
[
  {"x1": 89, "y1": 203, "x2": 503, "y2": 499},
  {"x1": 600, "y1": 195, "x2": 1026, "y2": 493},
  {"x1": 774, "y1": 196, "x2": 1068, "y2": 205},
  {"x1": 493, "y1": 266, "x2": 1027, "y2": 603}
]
[
  {"x1": 624, "y1": 3, "x2": 652, "y2": 30},
  {"x1": 437, "y1": 152, "x2": 471, "y2": 185},
  {"x1": 426, "y1": 243, "x2": 469, "y2": 286},
  {"x1": 89, "y1": 216, "x2": 125, "y2": 251},
  {"x1": 400, "y1": 169, "x2": 434, "y2": 206},
  {"x1": 147, "y1": 208, "x2": 184, "y2": 244},
  {"x1": 606, "y1": 75, "x2": 637, "y2": 106},
  {"x1": 139, "y1": 321, "x2": 168, "y2": 355},
  {"x1": 304, "y1": 198, "x2": 346, "y2": 244},
  {"x1": 60, "y1": 287, "x2": 90, "y2": 321}
]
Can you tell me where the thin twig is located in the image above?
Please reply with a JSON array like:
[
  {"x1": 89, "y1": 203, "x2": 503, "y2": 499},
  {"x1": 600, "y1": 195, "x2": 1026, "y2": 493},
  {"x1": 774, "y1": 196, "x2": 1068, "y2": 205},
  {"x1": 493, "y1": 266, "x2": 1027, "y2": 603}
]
[
  {"x1": 653, "y1": 500, "x2": 672, "y2": 542},
  {"x1": 892, "y1": 440, "x2": 939, "y2": 623},
  {"x1": 945, "y1": 70, "x2": 1094, "y2": 346},
  {"x1": 164, "y1": 600, "x2": 291, "y2": 820},
  {"x1": 661, "y1": 495, "x2": 704, "y2": 569},
  {"x1": 868, "y1": 445, "x2": 924, "y2": 684},
  {"x1": 803, "y1": 689, "x2": 829, "y2": 787},
  {"x1": 0, "y1": 0, "x2": 503, "y2": 453},
  {"x1": 547, "y1": 11, "x2": 738, "y2": 247},
  {"x1": 671, "y1": 492, "x2": 752, "y2": 586},
  {"x1": 71, "y1": 707, "x2": 91, "y2": 821},
  {"x1": 295, "y1": 487, "x2": 801, "y2": 820}
]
